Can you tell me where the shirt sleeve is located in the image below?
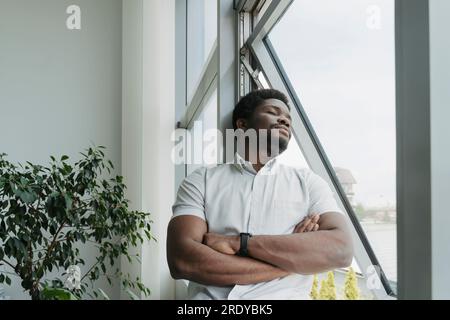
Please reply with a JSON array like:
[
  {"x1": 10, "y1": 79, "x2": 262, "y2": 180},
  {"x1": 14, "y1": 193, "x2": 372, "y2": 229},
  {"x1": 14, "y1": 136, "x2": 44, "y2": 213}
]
[
  {"x1": 171, "y1": 167, "x2": 207, "y2": 221},
  {"x1": 306, "y1": 170, "x2": 344, "y2": 216}
]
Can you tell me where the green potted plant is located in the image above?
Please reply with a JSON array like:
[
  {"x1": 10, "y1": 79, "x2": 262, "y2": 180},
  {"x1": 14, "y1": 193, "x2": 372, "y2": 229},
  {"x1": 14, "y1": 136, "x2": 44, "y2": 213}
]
[{"x1": 0, "y1": 146, "x2": 155, "y2": 300}]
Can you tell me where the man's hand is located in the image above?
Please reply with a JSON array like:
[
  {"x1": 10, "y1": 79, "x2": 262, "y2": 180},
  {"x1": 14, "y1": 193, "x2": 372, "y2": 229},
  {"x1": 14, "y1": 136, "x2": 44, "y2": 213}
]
[
  {"x1": 293, "y1": 214, "x2": 320, "y2": 233},
  {"x1": 203, "y1": 214, "x2": 321, "y2": 255},
  {"x1": 242, "y1": 212, "x2": 353, "y2": 274},
  {"x1": 168, "y1": 215, "x2": 292, "y2": 286},
  {"x1": 203, "y1": 233, "x2": 240, "y2": 255}
]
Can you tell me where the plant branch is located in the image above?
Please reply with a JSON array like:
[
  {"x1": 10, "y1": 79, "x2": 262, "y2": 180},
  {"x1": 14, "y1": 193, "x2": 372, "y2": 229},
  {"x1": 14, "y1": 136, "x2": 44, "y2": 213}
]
[
  {"x1": 80, "y1": 258, "x2": 102, "y2": 282},
  {"x1": 0, "y1": 270, "x2": 21, "y2": 278},
  {"x1": 0, "y1": 259, "x2": 16, "y2": 271},
  {"x1": 31, "y1": 220, "x2": 67, "y2": 293},
  {"x1": 80, "y1": 238, "x2": 124, "y2": 282}
]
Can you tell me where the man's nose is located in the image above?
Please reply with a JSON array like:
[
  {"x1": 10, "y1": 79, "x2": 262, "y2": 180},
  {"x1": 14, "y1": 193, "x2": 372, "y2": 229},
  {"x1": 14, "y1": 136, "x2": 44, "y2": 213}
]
[{"x1": 278, "y1": 116, "x2": 290, "y2": 127}]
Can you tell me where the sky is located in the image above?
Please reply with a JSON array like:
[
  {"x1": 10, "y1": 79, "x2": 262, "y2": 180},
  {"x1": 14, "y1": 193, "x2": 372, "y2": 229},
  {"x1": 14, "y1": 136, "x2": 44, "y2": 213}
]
[{"x1": 270, "y1": 0, "x2": 396, "y2": 208}]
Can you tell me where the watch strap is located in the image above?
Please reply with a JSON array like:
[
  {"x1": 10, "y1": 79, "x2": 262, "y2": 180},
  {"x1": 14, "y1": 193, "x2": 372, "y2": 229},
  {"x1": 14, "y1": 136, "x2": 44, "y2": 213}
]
[{"x1": 237, "y1": 233, "x2": 252, "y2": 257}]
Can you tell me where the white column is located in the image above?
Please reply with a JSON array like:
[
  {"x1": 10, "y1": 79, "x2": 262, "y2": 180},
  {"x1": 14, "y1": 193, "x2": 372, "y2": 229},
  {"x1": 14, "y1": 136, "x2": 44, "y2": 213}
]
[{"x1": 122, "y1": 0, "x2": 176, "y2": 300}]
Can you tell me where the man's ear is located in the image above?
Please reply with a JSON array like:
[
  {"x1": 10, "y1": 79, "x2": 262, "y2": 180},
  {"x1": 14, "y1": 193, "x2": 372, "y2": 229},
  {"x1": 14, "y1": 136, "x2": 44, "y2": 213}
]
[{"x1": 236, "y1": 119, "x2": 247, "y2": 130}]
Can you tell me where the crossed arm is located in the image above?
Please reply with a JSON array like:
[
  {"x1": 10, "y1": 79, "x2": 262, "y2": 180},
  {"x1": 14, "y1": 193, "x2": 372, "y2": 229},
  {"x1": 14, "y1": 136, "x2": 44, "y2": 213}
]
[{"x1": 167, "y1": 212, "x2": 353, "y2": 286}]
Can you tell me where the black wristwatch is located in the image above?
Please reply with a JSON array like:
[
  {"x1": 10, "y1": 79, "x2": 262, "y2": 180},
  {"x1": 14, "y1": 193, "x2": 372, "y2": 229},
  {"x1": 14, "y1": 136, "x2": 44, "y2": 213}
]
[{"x1": 237, "y1": 233, "x2": 252, "y2": 257}]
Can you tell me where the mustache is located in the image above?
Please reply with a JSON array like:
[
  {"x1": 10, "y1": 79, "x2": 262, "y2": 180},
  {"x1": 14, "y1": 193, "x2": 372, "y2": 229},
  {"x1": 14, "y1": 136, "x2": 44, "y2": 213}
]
[{"x1": 270, "y1": 125, "x2": 291, "y2": 135}]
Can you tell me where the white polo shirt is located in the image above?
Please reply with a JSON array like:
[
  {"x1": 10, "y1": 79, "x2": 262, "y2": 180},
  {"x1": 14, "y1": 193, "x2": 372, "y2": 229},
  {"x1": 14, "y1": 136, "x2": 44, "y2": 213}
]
[{"x1": 172, "y1": 153, "x2": 343, "y2": 300}]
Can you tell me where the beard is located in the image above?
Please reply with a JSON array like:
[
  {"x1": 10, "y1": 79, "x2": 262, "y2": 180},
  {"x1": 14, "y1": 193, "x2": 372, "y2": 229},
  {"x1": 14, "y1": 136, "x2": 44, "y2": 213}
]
[
  {"x1": 265, "y1": 130, "x2": 289, "y2": 157},
  {"x1": 278, "y1": 136, "x2": 289, "y2": 153}
]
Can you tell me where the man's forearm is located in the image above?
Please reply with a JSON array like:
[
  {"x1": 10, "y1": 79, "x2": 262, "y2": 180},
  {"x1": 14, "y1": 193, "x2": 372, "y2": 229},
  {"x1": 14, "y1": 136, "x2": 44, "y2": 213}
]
[
  {"x1": 172, "y1": 239, "x2": 289, "y2": 286},
  {"x1": 247, "y1": 230, "x2": 353, "y2": 274}
]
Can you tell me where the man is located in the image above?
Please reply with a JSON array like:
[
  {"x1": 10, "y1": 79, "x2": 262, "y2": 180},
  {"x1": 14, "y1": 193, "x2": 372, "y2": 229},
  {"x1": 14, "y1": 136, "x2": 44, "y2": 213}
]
[{"x1": 167, "y1": 89, "x2": 353, "y2": 300}]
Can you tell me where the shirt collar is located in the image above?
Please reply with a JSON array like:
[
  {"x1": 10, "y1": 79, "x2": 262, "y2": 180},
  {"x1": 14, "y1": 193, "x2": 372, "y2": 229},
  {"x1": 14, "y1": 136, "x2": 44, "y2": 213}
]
[{"x1": 233, "y1": 152, "x2": 278, "y2": 175}]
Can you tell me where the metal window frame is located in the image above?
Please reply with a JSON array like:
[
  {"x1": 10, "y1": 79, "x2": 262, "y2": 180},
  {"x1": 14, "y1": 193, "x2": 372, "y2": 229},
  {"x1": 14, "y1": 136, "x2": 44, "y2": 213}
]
[
  {"x1": 396, "y1": 0, "x2": 431, "y2": 300},
  {"x1": 238, "y1": 0, "x2": 396, "y2": 298},
  {"x1": 180, "y1": 45, "x2": 218, "y2": 129}
]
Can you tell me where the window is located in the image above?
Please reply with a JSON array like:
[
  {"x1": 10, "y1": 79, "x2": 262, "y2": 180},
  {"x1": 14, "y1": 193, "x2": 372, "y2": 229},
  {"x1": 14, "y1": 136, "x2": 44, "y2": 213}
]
[
  {"x1": 187, "y1": 91, "x2": 218, "y2": 175},
  {"x1": 269, "y1": 0, "x2": 397, "y2": 281},
  {"x1": 276, "y1": 139, "x2": 308, "y2": 169},
  {"x1": 240, "y1": 0, "x2": 397, "y2": 298},
  {"x1": 178, "y1": 0, "x2": 399, "y2": 300},
  {"x1": 186, "y1": 0, "x2": 217, "y2": 104},
  {"x1": 269, "y1": 0, "x2": 397, "y2": 285}
]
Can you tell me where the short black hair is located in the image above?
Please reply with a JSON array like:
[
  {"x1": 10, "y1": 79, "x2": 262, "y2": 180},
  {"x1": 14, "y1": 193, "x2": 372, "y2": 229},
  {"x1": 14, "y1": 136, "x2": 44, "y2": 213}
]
[{"x1": 232, "y1": 89, "x2": 290, "y2": 130}]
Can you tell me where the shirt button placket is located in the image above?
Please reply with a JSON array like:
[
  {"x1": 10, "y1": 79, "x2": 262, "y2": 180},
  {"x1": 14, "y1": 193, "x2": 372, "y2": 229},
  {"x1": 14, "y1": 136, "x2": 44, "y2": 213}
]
[{"x1": 248, "y1": 175, "x2": 261, "y2": 235}]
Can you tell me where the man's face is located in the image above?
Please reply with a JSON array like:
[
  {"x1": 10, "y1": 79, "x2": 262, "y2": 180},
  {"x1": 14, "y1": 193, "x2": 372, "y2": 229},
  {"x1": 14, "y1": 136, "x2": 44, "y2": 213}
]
[{"x1": 247, "y1": 99, "x2": 292, "y2": 154}]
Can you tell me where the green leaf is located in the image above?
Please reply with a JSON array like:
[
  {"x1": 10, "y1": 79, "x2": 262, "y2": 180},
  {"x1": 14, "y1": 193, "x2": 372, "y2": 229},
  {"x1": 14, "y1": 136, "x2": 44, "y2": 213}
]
[
  {"x1": 64, "y1": 194, "x2": 73, "y2": 210},
  {"x1": 61, "y1": 155, "x2": 69, "y2": 161},
  {"x1": 41, "y1": 287, "x2": 78, "y2": 300},
  {"x1": 5, "y1": 276, "x2": 11, "y2": 286},
  {"x1": 36, "y1": 268, "x2": 44, "y2": 279},
  {"x1": 19, "y1": 191, "x2": 37, "y2": 204},
  {"x1": 21, "y1": 279, "x2": 33, "y2": 289},
  {"x1": 20, "y1": 177, "x2": 28, "y2": 186}
]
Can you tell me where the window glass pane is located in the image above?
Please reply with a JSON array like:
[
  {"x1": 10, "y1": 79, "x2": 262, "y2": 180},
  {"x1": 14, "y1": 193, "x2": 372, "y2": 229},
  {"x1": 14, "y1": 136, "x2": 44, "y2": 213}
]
[
  {"x1": 276, "y1": 138, "x2": 308, "y2": 169},
  {"x1": 276, "y1": 139, "x2": 364, "y2": 277},
  {"x1": 269, "y1": 0, "x2": 397, "y2": 282},
  {"x1": 277, "y1": 134, "x2": 366, "y2": 291},
  {"x1": 187, "y1": 91, "x2": 218, "y2": 175},
  {"x1": 187, "y1": 0, "x2": 217, "y2": 104}
]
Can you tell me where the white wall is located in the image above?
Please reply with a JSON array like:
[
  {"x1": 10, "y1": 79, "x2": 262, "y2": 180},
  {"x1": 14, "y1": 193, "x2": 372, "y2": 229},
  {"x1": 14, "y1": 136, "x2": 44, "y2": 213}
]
[
  {"x1": 429, "y1": 0, "x2": 450, "y2": 300},
  {"x1": 122, "y1": 0, "x2": 176, "y2": 300},
  {"x1": 0, "y1": 0, "x2": 122, "y2": 299}
]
